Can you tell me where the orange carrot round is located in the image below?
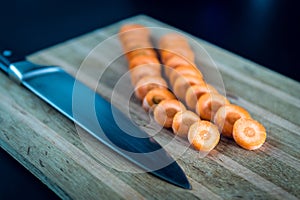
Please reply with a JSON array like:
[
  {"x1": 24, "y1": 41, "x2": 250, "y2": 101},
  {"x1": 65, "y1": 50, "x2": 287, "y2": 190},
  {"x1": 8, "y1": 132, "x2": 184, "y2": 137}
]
[
  {"x1": 142, "y1": 88, "x2": 176, "y2": 111},
  {"x1": 233, "y1": 118, "x2": 266, "y2": 150},
  {"x1": 172, "y1": 110, "x2": 200, "y2": 138},
  {"x1": 185, "y1": 84, "x2": 218, "y2": 111},
  {"x1": 153, "y1": 99, "x2": 186, "y2": 128},
  {"x1": 160, "y1": 49, "x2": 194, "y2": 64},
  {"x1": 121, "y1": 33, "x2": 150, "y2": 43},
  {"x1": 173, "y1": 74, "x2": 205, "y2": 100},
  {"x1": 134, "y1": 76, "x2": 168, "y2": 100},
  {"x1": 119, "y1": 24, "x2": 150, "y2": 37},
  {"x1": 164, "y1": 55, "x2": 192, "y2": 69},
  {"x1": 169, "y1": 65, "x2": 203, "y2": 86},
  {"x1": 188, "y1": 120, "x2": 220, "y2": 152},
  {"x1": 130, "y1": 63, "x2": 161, "y2": 86},
  {"x1": 122, "y1": 41, "x2": 153, "y2": 52},
  {"x1": 196, "y1": 93, "x2": 230, "y2": 121},
  {"x1": 214, "y1": 104, "x2": 251, "y2": 138},
  {"x1": 125, "y1": 48, "x2": 157, "y2": 60},
  {"x1": 164, "y1": 64, "x2": 180, "y2": 78},
  {"x1": 129, "y1": 55, "x2": 159, "y2": 70}
]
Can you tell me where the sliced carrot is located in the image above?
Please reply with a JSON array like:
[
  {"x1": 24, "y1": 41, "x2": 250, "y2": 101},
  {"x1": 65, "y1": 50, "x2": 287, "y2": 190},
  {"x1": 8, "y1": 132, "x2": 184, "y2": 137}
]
[
  {"x1": 130, "y1": 63, "x2": 161, "y2": 86},
  {"x1": 121, "y1": 33, "x2": 149, "y2": 42},
  {"x1": 196, "y1": 93, "x2": 230, "y2": 121},
  {"x1": 122, "y1": 42, "x2": 153, "y2": 54},
  {"x1": 163, "y1": 64, "x2": 180, "y2": 78},
  {"x1": 142, "y1": 88, "x2": 176, "y2": 112},
  {"x1": 129, "y1": 55, "x2": 159, "y2": 70},
  {"x1": 119, "y1": 24, "x2": 146, "y2": 32},
  {"x1": 134, "y1": 76, "x2": 168, "y2": 100},
  {"x1": 185, "y1": 84, "x2": 218, "y2": 111},
  {"x1": 172, "y1": 110, "x2": 200, "y2": 138},
  {"x1": 214, "y1": 104, "x2": 251, "y2": 138},
  {"x1": 121, "y1": 34, "x2": 150, "y2": 44},
  {"x1": 173, "y1": 74, "x2": 206, "y2": 100},
  {"x1": 164, "y1": 55, "x2": 192, "y2": 69},
  {"x1": 125, "y1": 48, "x2": 157, "y2": 60},
  {"x1": 159, "y1": 33, "x2": 192, "y2": 62},
  {"x1": 233, "y1": 118, "x2": 266, "y2": 150},
  {"x1": 169, "y1": 65, "x2": 203, "y2": 86},
  {"x1": 120, "y1": 37, "x2": 151, "y2": 52},
  {"x1": 160, "y1": 49, "x2": 194, "y2": 63},
  {"x1": 153, "y1": 99, "x2": 186, "y2": 128},
  {"x1": 188, "y1": 120, "x2": 220, "y2": 152},
  {"x1": 119, "y1": 24, "x2": 149, "y2": 37}
]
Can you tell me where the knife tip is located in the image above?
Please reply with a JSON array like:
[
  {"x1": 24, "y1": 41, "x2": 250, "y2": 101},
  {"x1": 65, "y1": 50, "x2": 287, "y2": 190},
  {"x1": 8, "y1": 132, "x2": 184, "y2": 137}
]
[
  {"x1": 183, "y1": 181, "x2": 192, "y2": 190},
  {"x1": 152, "y1": 162, "x2": 192, "y2": 190},
  {"x1": 163, "y1": 174, "x2": 192, "y2": 190},
  {"x1": 176, "y1": 179, "x2": 192, "y2": 190}
]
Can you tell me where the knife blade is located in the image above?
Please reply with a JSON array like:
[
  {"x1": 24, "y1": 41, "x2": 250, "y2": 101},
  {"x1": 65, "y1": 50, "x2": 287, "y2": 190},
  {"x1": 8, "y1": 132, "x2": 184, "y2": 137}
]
[{"x1": 0, "y1": 52, "x2": 191, "y2": 189}]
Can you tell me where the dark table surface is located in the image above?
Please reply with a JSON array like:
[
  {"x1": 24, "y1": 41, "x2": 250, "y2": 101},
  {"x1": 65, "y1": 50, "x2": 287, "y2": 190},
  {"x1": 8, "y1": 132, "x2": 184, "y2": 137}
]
[{"x1": 1, "y1": 0, "x2": 299, "y2": 199}]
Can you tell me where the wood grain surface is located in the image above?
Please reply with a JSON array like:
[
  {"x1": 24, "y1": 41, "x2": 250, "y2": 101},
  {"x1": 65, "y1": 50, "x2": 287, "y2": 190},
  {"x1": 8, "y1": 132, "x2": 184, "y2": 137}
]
[{"x1": 0, "y1": 15, "x2": 299, "y2": 199}]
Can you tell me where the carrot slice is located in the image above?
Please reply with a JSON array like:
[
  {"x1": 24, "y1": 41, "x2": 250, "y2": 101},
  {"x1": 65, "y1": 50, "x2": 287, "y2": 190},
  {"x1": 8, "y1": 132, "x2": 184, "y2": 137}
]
[
  {"x1": 185, "y1": 84, "x2": 218, "y2": 111},
  {"x1": 169, "y1": 65, "x2": 203, "y2": 85},
  {"x1": 163, "y1": 64, "x2": 180, "y2": 78},
  {"x1": 126, "y1": 48, "x2": 157, "y2": 60},
  {"x1": 172, "y1": 110, "x2": 200, "y2": 138},
  {"x1": 173, "y1": 74, "x2": 205, "y2": 100},
  {"x1": 121, "y1": 33, "x2": 150, "y2": 44},
  {"x1": 134, "y1": 76, "x2": 168, "y2": 100},
  {"x1": 122, "y1": 37, "x2": 152, "y2": 47},
  {"x1": 214, "y1": 104, "x2": 251, "y2": 138},
  {"x1": 129, "y1": 55, "x2": 159, "y2": 69},
  {"x1": 119, "y1": 24, "x2": 149, "y2": 37},
  {"x1": 142, "y1": 88, "x2": 176, "y2": 112},
  {"x1": 153, "y1": 99, "x2": 186, "y2": 128},
  {"x1": 233, "y1": 118, "x2": 266, "y2": 150},
  {"x1": 130, "y1": 64, "x2": 161, "y2": 86},
  {"x1": 122, "y1": 43, "x2": 154, "y2": 55},
  {"x1": 196, "y1": 93, "x2": 230, "y2": 121},
  {"x1": 160, "y1": 49, "x2": 194, "y2": 64},
  {"x1": 188, "y1": 120, "x2": 220, "y2": 152},
  {"x1": 164, "y1": 55, "x2": 192, "y2": 69}
]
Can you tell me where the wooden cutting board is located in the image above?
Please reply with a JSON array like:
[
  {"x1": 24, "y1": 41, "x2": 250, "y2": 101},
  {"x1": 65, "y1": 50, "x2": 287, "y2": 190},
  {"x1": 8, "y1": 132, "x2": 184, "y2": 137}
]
[{"x1": 0, "y1": 15, "x2": 299, "y2": 199}]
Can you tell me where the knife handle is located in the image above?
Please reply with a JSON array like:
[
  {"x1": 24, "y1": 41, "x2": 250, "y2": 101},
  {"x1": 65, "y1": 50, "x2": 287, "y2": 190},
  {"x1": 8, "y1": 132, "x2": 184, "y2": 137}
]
[
  {"x1": 0, "y1": 50, "x2": 12, "y2": 73},
  {"x1": 0, "y1": 50, "x2": 63, "y2": 84}
]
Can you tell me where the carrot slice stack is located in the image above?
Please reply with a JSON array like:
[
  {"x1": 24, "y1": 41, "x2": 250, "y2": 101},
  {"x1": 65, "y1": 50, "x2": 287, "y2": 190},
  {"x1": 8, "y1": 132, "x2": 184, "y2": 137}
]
[
  {"x1": 119, "y1": 24, "x2": 267, "y2": 152},
  {"x1": 157, "y1": 32, "x2": 267, "y2": 151},
  {"x1": 159, "y1": 33, "x2": 196, "y2": 77},
  {"x1": 119, "y1": 24, "x2": 167, "y2": 101}
]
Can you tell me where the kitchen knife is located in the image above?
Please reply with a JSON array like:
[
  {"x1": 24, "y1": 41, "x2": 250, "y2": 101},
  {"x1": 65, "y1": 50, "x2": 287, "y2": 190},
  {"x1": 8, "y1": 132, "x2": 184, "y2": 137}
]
[{"x1": 0, "y1": 51, "x2": 191, "y2": 189}]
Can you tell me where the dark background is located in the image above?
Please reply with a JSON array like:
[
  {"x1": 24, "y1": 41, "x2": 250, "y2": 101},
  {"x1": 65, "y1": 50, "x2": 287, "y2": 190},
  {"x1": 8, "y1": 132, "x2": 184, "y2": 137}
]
[{"x1": 1, "y1": 0, "x2": 299, "y2": 199}]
